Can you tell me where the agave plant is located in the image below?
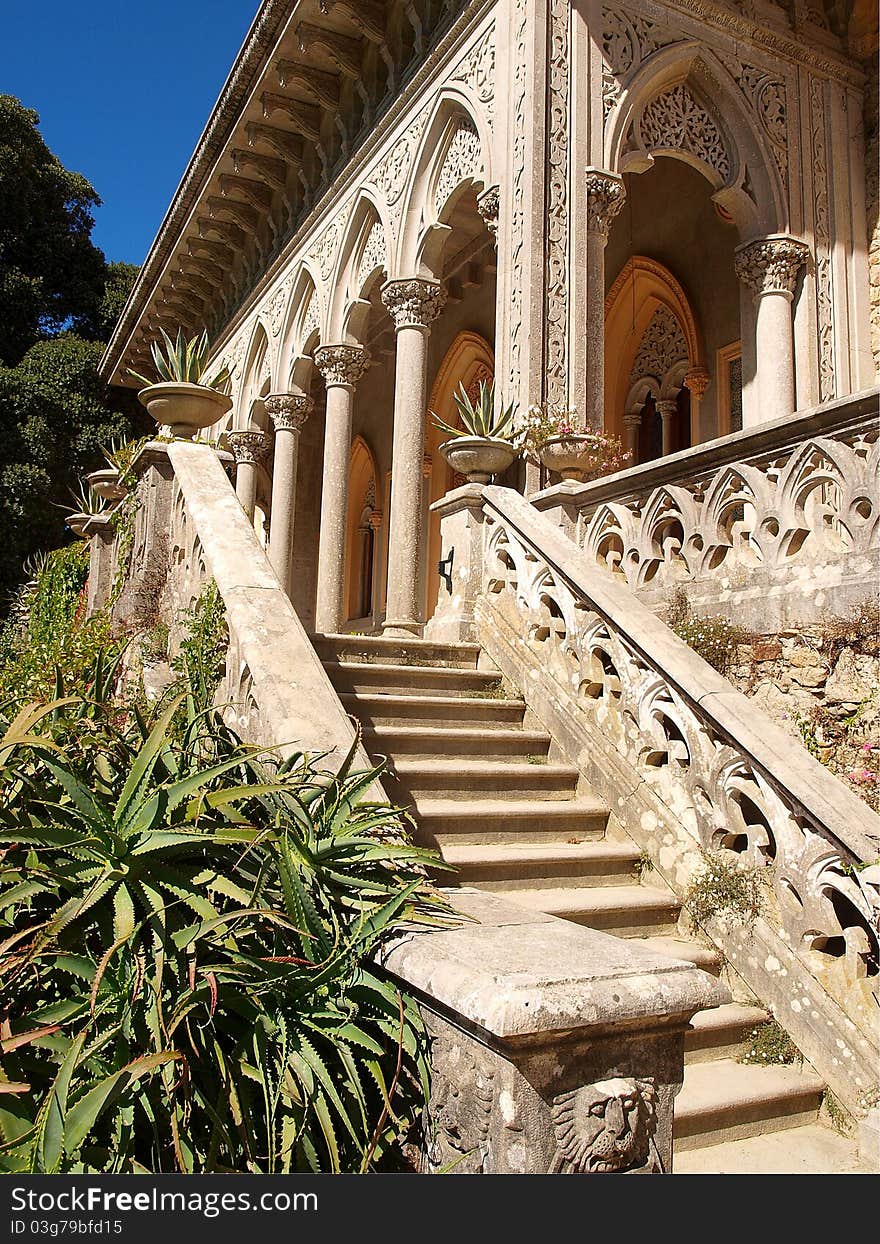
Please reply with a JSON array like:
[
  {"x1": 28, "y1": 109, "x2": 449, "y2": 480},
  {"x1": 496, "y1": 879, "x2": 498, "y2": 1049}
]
[
  {"x1": 431, "y1": 379, "x2": 518, "y2": 442},
  {"x1": 63, "y1": 480, "x2": 111, "y2": 518},
  {"x1": 128, "y1": 328, "x2": 230, "y2": 392},
  {"x1": 0, "y1": 685, "x2": 452, "y2": 1173}
]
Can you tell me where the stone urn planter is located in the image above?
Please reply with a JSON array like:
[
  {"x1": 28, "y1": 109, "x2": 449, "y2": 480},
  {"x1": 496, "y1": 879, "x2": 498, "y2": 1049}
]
[
  {"x1": 138, "y1": 382, "x2": 232, "y2": 439},
  {"x1": 66, "y1": 513, "x2": 92, "y2": 539},
  {"x1": 439, "y1": 436, "x2": 517, "y2": 484},
  {"x1": 538, "y1": 433, "x2": 610, "y2": 483},
  {"x1": 85, "y1": 467, "x2": 126, "y2": 502}
]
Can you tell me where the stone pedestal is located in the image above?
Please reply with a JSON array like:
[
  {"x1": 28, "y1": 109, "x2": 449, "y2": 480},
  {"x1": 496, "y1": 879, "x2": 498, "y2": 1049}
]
[
  {"x1": 735, "y1": 236, "x2": 809, "y2": 427},
  {"x1": 313, "y1": 344, "x2": 370, "y2": 634},
  {"x1": 381, "y1": 278, "x2": 446, "y2": 637},
  {"x1": 85, "y1": 513, "x2": 117, "y2": 617},
  {"x1": 424, "y1": 484, "x2": 487, "y2": 643},
  {"x1": 265, "y1": 392, "x2": 313, "y2": 595},
  {"x1": 382, "y1": 890, "x2": 728, "y2": 1174}
]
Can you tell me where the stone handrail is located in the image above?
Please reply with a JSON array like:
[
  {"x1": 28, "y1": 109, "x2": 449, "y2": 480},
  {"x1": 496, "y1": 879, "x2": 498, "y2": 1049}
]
[
  {"x1": 531, "y1": 388, "x2": 879, "y2": 629},
  {"x1": 428, "y1": 481, "x2": 880, "y2": 1114}
]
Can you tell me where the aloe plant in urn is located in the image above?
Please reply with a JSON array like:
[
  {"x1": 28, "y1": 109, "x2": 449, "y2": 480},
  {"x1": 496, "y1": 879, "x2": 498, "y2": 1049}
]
[
  {"x1": 433, "y1": 380, "x2": 519, "y2": 484},
  {"x1": 129, "y1": 328, "x2": 232, "y2": 438}
]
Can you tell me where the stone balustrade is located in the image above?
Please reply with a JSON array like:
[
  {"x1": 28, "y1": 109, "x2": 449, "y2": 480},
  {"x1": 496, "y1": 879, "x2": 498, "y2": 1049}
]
[
  {"x1": 427, "y1": 481, "x2": 880, "y2": 1117},
  {"x1": 532, "y1": 388, "x2": 879, "y2": 631}
]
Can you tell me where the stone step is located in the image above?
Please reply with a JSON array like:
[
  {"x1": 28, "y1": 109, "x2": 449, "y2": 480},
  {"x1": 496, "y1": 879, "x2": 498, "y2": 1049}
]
[
  {"x1": 673, "y1": 1123, "x2": 876, "y2": 1174},
  {"x1": 340, "y1": 691, "x2": 527, "y2": 729},
  {"x1": 313, "y1": 633, "x2": 481, "y2": 669},
  {"x1": 685, "y1": 1003, "x2": 770, "y2": 1064},
  {"x1": 325, "y1": 660, "x2": 505, "y2": 698},
  {"x1": 384, "y1": 759, "x2": 581, "y2": 802},
  {"x1": 414, "y1": 797, "x2": 609, "y2": 845},
  {"x1": 364, "y1": 724, "x2": 551, "y2": 762},
  {"x1": 638, "y1": 935, "x2": 724, "y2": 977},
  {"x1": 441, "y1": 840, "x2": 640, "y2": 890},
  {"x1": 673, "y1": 1059, "x2": 825, "y2": 1151},
  {"x1": 498, "y1": 884, "x2": 681, "y2": 937}
]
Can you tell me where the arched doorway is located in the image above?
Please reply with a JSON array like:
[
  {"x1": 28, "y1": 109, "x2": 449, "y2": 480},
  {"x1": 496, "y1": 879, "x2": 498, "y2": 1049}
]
[
  {"x1": 424, "y1": 331, "x2": 494, "y2": 617},
  {"x1": 604, "y1": 255, "x2": 707, "y2": 464},
  {"x1": 344, "y1": 436, "x2": 381, "y2": 627}
]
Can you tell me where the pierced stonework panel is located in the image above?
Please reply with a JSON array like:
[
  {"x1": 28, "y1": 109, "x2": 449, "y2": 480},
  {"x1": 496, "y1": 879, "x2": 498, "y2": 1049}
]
[
  {"x1": 630, "y1": 306, "x2": 690, "y2": 390},
  {"x1": 434, "y1": 118, "x2": 482, "y2": 215},
  {"x1": 635, "y1": 83, "x2": 732, "y2": 183}
]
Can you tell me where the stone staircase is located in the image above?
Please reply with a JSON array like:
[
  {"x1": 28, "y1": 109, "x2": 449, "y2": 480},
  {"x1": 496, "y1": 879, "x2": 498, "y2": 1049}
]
[{"x1": 314, "y1": 631, "x2": 858, "y2": 1172}]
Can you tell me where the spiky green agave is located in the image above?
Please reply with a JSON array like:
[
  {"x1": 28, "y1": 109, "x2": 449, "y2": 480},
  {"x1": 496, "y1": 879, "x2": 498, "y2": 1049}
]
[
  {"x1": 128, "y1": 328, "x2": 230, "y2": 391},
  {"x1": 431, "y1": 379, "x2": 519, "y2": 442}
]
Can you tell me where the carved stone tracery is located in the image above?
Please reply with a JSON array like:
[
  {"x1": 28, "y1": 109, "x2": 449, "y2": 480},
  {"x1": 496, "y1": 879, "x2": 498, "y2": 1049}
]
[
  {"x1": 630, "y1": 306, "x2": 690, "y2": 389},
  {"x1": 636, "y1": 83, "x2": 732, "y2": 182},
  {"x1": 434, "y1": 118, "x2": 482, "y2": 215}
]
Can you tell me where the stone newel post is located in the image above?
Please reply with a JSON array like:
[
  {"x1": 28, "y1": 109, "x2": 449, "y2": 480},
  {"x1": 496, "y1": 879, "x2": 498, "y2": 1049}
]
[
  {"x1": 227, "y1": 430, "x2": 273, "y2": 522},
  {"x1": 381, "y1": 277, "x2": 447, "y2": 636},
  {"x1": 584, "y1": 170, "x2": 626, "y2": 432},
  {"x1": 735, "y1": 236, "x2": 809, "y2": 427},
  {"x1": 265, "y1": 392, "x2": 313, "y2": 595},
  {"x1": 313, "y1": 344, "x2": 370, "y2": 634}
]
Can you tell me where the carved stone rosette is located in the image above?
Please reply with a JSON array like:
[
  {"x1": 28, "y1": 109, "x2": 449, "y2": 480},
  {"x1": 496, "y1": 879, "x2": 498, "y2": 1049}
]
[
  {"x1": 476, "y1": 185, "x2": 500, "y2": 237},
  {"x1": 226, "y1": 429, "x2": 273, "y2": 466},
  {"x1": 734, "y1": 236, "x2": 810, "y2": 299},
  {"x1": 381, "y1": 278, "x2": 447, "y2": 332},
  {"x1": 585, "y1": 169, "x2": 627, "y2": 240},
  {"x1": 314, "y1": 343, "x2": 371, "y2": 387},
  {"x1": 265, "y1": 392, "x2": 314, "y2": 433}
]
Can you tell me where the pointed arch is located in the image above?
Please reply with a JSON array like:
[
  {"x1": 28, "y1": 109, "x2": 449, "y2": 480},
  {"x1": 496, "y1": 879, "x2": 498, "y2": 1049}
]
[
  {"x1": 397, "y1": 93, "x2": 492, "y2": 277},
  {"x1": 605, "y1": 42, "x2": 785, "y2": 238},
  {"x1": 277, "y1": 263, "x2": 324, "y2": 387},
  {"x1": 344, "y1": 435, "x2": 380, "y2": 624},
  {"x1": 236, "y1": 322, "x2": 271, "y2": 430},
  {"x1": 328, "y1": 192, "x2": 392, "y2": 342}
]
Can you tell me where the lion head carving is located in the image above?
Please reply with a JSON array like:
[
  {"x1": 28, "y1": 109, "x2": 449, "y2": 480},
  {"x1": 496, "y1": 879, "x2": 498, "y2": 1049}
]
[{"x1": 550, "y1": 1076, "x2": 657, "y2": 1173}]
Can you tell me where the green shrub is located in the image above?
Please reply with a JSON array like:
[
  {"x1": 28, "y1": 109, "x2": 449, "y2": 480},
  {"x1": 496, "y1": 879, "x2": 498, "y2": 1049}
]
[
  {"x1": 684, "y1": 850, "x2": 766, "y2": 930},
  {"x1": 666, "y1": 587, "x2": 747, "y2": 676},
  {"x1": 0, "y1": 692, "x2": 452, "y2": 1172},
  {"x1": 171, "y1": 581, "x2": 228, "y2": 712}
]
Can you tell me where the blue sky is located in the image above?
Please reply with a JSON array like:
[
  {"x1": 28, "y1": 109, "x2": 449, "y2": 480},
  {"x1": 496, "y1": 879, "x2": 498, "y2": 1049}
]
[{"x1": 3, "y1": 1, "x2": 256, "y2": 265}]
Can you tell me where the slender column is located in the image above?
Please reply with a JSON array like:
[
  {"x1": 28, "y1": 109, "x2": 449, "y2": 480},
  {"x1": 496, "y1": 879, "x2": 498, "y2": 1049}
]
[
  {"x1": 227, "y1": 430, "x2": 272, "y2": 522},
  {"x1": 584, "y1": 169, "x2": 626, "y2": 432},
  {"x1": 656, "y1": 400, "x2": 678, "y2": 457},
  {"x1": 265, "y1": 393, "x2": 313, "y2": 595},
  {"x1": 380, "y1": 278, "x2": 446, "y2": 637},
  {"x1": 684, "y1": 367, "x2": 710, "y2": 445},
  {"x1": 623, "y1": 411, "x2": 642, "y2": 462},
  {"x1": 734, "y1": 236, "x2": 809, "y2": 427},
  {"x1": 313, "y1": 345, "x2": 370, "y2": 634}
]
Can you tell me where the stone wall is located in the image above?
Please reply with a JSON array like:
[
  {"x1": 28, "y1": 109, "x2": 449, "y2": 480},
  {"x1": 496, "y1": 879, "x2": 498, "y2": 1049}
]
[{"x1": 731, "y1": 621, "x2": 880, "y2": 814}]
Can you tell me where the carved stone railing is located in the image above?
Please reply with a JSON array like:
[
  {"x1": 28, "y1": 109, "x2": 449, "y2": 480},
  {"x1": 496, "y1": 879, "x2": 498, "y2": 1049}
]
[
  {"x1": 532, "y1": 388, "x2": 879, "y2": 630},
  {"x1": 428, "y1": 483, "x2": 880, "y2": 1117}
]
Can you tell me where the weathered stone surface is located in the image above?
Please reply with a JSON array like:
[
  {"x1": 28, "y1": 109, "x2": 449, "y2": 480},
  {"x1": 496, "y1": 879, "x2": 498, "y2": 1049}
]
[{"x1": 382, "y1": 889, "x2": 727, "y2": 1174}]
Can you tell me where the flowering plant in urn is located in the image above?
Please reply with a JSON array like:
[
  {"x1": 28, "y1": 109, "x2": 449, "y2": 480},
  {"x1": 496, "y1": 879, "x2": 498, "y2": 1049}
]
[{"x1": 520, "y1": 405, "x2": 631, "y2": 483}]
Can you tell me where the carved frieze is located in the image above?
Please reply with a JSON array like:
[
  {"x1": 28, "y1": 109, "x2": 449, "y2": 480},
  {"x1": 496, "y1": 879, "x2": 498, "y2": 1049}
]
[
  {"x1": 434, "y1": 118, "x2": 481, "y2": 215},
  {"x1": 265, "y1": 275, "x2": 293, "y2": 337},
  {"x1": 809, "y1": 77, "x2": 835, "y2": 401},
  {"x1": 545, "y1": 0, "x2": 570, "y2": 409},
  {"x1": 450, "y1": 24, "x2": 496, "y2": 121}
]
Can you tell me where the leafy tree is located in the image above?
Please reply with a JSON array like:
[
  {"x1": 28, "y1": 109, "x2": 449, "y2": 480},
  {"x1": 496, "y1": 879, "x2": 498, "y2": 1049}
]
[
  {"x1": 0, "y1": 97, "x2": 146, "y2": 606},
  {"x1": 0, "y1": 96, "x2": 107, "y2": 365}
]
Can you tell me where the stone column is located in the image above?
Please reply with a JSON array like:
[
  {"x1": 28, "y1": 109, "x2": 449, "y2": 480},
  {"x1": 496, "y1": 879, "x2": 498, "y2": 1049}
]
[
  {"x1": 227, "y1": 430, "x2": 273, "y2": 522},
  {"x1": 265, "y1": 393, "x2": 313, "y2": 596},
  {"x1": 623, "y1": 411, "x2": 642, "y2": 463},
  {"x1": 734, "y1": 236, "x2": 810, "y2": 427},
  {"x1": 684, "y1": 367, "x2": 710, "y2": 445},
  {"x1": 656, "y1": 400, "x2": 678, "y2": 457},
  {"x1": 313, "y1": 345, "x2": 370, "y2": 634},
  {"x1": 584, "y1": 169, "x2": 626, "y2": 432},
  {"x1": 380, "y1": 277, "x2": 447, "y2": 637}
]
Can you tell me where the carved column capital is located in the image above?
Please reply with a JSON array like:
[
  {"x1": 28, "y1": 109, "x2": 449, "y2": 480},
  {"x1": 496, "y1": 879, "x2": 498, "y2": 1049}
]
[
  {"x1": 314, "y1": 343, "x2": 371, "y2": 388},
  {"x1": 476, "y1": 185, "x2": 500, "y2": 237},
  {"x1": 684, "y1": 367, "x2": 711, "y2": 401},
  {"x1": 381, "y1": 278, "x2": 447, "y2": 332},
  {"x1": 227, "y1": 429, "x2": 273, "y2": 466},
  {"x1": 734, "y1": 236, "x2": 810, "y2": 299},
  {"x1": 656, "y1": 400, "x2": 678, "y2": 419},
  {"x1": 585, "y1": 168, "x2": 626, "y2": 240},
  {"x1": 265, "y1": 392, "x2": 314, "y2": 432}
]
